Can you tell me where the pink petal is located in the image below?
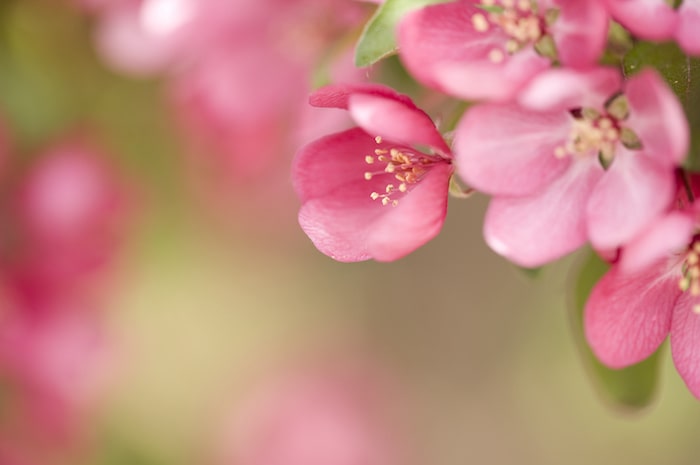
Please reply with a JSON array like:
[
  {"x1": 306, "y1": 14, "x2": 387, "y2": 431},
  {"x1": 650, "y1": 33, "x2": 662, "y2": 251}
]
[
  {"x1": 619, "y1": 211, "x2": 696, "y2": 274},
  {"x1": 671, "y1": 292, "x2": 700, "y2": 400},
  {"x1": 397, "y1": 0, "x2": 549, "y2": 101},
  {"x1": 677, "y1": 0, "x2": 700, "y2": 55},
  {"x1": 483, "y1": 160, "x2": 603, "y2": 267},
  {"x1": 435, "y1": 48, "x2": 550, "y2": 102},
  {"x1": 517, "y1": 68, "x2": 622, "y2": 113},
  {"x1": 626, "y1": 69, "x2": 689, "y2": 166},
  {"x1": 586, "y1": 148, "x2": 675, "y2": 251},
  {"x1": 550, "y1": 0, "x2": 609, "y2": 69},
  {"x1": 348, "y1": 94, "x2": 450, "y2": 155},
  {"x1": 310, "y1": 84, "x2": 414, "y2": 111},
  {"x1": 604, "y1": 0, "x2": 677, "y2": 41},
  {"x1": 293, "y1": 128, "x2": 450, "y2": 262},
  {"x1": 585, "y1": 263, "x2": 677, "y2": 367},
  {"x1": 454, "y1": 103, "x2": 571, "y2": 196},
  {"x1": 366, "y1": 163, "x2": 451, "y2": 261}
]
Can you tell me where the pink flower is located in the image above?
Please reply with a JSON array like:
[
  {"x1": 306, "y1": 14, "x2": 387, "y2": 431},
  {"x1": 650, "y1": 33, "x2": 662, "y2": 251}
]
[
  {"x1": 215, "y1": 353, "x2": 404, "y2": 465},
  {"x1": 605, "y1": 0, "x2": 700, "y2": 55},
  {"x1": 585, "y1": 190, "x2": 700, "y2": 399},
  {"x1": 293, "y1": 84, "x2": 454, "y2": 262},
  {"x1": 398, "y1": 0, "x2": 609, "y2": 101},
  {"x1": 454, "y1": 67, "x2": 688, "y2": 267}
]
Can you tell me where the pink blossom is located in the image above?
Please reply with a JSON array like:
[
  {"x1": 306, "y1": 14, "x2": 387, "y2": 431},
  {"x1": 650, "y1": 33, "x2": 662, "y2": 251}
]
[
  {"x1": 584, "y1": 192, "x2": 700, "y2": 399},
  {"x1": 454, "y1": 67, "x2": 688, "y2": 267},
  {"x1": 605, "y1": 0, "x2": 700, "y2": 55},
  {"x1": 293, "y1": 84, "x2": 454, "y2": 262},
  {"x1": 215, "y1": 354, "x2": 404, "y2": 465},
  {"x1": 398, "y1": 0, "x2": 609, "y2": 102}
]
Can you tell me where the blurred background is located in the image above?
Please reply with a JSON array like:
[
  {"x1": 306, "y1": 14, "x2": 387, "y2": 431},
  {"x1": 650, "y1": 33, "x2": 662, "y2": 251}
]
[{"x1": 0, "y1": 0, "x2": 700, "y2": 464}]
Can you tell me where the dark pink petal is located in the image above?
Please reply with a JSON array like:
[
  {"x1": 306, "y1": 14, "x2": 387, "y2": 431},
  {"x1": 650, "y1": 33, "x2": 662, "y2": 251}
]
[
  {"x1": 604, "y1": 0, "x2": 677, "y2": 41},
  {"x1": 293, "y1": 128, "x2": 378, "y2": 203},
  {"x1": 517, "y1": 67, "x2": 622, "y2": 112},
  {"x1": 550, "y1": 0, "x2": 609, "y2": 69},
  {"x1": 586, "y1": 148, "x2": 675, "y2": 251},
  {"x1": 585, "y1": 263, "x2": 677, "y2": 367},
  {"x1": 365, "y1": 163, "x2": 451, "y2": 261},
  {"x1": 483, "y1": 160, "x2": 602, "y2": 267},
  {"x1": 671, "y1": 292, "x2": 700, "y2": 399},
  {"x1": 454, "y1": 103, "x2": 571, "y2": 196},
  {"x1": 619, "y1": 211, "x2": 696, "y2": 274},
  {"x1": 309, "y1": 84, "x2": 414, "y2": 111},
  {"x1": 397, "y1": 0, "x2": 549, "y2": 101},
  {"x1": 348, "y1": 94, "x2": 450, "y2": 155},
  {"x1": 293, "y1": 128, "x2": 450, "y2": 262},
  {"x1": 626, "y1": 69, "x2": 689, "y2": 166},
  {"x1": 677, "y1": 0, "x2": 700, "y2": 55}
]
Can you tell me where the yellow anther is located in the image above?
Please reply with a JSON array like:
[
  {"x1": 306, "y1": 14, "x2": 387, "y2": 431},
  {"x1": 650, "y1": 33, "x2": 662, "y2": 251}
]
[
  {"x1": 370, "y1": 192, "x2": 380, "y2": 200},
  {"x1": 385, "y1": 164, "x2": 396, "y2": 173},
  {"x1": 375, "y1": 149, "x2": 388, "y2": 155},
  {"x1": 375, "y1": 136, "x2": 382, "y2": 144},
  {"x1": 694, "y1": 304, "x2": 700, "y2": 314},
  {"x1": 399, "y1": 183, "x2": 408, "y2": 192},
  {"x1": 386, "y1": 184, "x2": 394, "y2": 193},
  {"x1": 505, "y1": 39, "x2": 519, "y2": 53},
  {"x1": 517, "y1": 0, "x2": 531, "y2": 11},
  {"x1": 381, "y1": 197, "x2": 390, "y2": 206},
  {"x1": 392, "y1": 200, "x2": 399, "y2": 207},
  {"x1": 488, "y1": 49, "x2": 505, "y2": 63},
  {"x1": 364, "y1": 172, "x2": 373, "y2": 180},
  {"x1": 472, "y1": 13, "x2": 489, "y2": 32},
  {"x1": 554, "y1": 146, "x2": 567, "y2": 158},
  {"x1": 365, "y1": 155, "x2": 374, "y2": 164}
]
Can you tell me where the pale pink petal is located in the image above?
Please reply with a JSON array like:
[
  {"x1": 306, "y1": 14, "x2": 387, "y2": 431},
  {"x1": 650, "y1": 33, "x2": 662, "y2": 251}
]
[
  {"x1": 454, "y1": 103, "x2": 571, "y2": 196},
  {"x1": 435, "y1": 48, "x2": 550, "y2": 102},
  {"x1": 604, "y1": 0, "x2": 677, "y2": 40},
  {"x1": 550, "y1": 0, "x2": 609, "y2": 69},
  {"x1": 619, "y1": 211, "x2": 696, "y2": 274},
  {"x1": 677, "y1": 0, "x2": 700, "y2": 55},
  {"x1": 517, "y1": 68, "x2": 622, "y2": 112},
  {"x1": 348, "y1": 94, "x2": 450, "y2": 155},
  {"x1": 671, "y1": 292, "x2": 700, "y2": 400},
  {"x1": 586, "y1": 149, "x2": 675, "y2": 250},
  {"x1": 626, "y1": 69, "x2": 689, "y2": 165},
  {"x1": 397, "y1": 0, "x2": 549, "y2": 101},
  {"x1": 483, "y1": 160, "x2": 603, "y2": 267},
  {"x1": 585, "y1": 263, "x2": 677, "y2": 367}
]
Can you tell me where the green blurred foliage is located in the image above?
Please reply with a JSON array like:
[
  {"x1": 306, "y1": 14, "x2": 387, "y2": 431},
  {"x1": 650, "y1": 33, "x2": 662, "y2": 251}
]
[{"x1": 570, "y1": 251, "x2": 663, "y2": 410}]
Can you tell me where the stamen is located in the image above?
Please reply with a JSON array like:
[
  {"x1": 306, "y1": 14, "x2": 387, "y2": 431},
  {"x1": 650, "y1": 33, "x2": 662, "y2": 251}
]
[{"x1": 488, "y1": 49, "x2": 505, "y2": 63}]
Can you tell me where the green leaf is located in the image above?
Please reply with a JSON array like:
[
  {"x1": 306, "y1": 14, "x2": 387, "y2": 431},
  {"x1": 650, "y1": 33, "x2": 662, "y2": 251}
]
[
  {"x1": 623, "y1": 41, "x2": 700, "y2": 172},
  {"x1": 354, "y1": 0, "x2": 448, "y2": 67},
  {"x1": 570, "y1": 251, "x2": 663, "y2": 410}
]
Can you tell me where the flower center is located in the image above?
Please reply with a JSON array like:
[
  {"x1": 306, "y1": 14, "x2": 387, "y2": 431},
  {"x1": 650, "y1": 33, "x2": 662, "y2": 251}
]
[
  {"x1": 554, "y1": 94, "x2": 643, "y2": 170},
  {"x1": 679, "y1": 238, "x2": 700, "y2": 314},
  {"x1": 471, "y1": 0, "x2": 558, "y2": 63},
  {"x1": 363, "y1": 136, "x2": 441, "y2": 207}
]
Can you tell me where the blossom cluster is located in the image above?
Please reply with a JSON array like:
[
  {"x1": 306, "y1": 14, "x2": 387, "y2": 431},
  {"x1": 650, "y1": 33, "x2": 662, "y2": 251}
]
[
  {"x1": 0, "y1": 122, "x2": 128, "y2": 464},
  {"x1": 293, "y1": 0, "x2": 700, "y2": 400}
]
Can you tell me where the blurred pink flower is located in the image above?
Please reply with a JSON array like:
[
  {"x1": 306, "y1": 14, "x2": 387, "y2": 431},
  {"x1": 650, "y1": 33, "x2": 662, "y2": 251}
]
[
  {"x1": 454, "y1": 67, "x2": 688, "y2": 267},
  {"x1": 2, "y1": 139, "x2": 128, "y2": 311},
  {"x1": 605, "y1": 0, "x2": 700, "y2": 54},
  {"x1": 398, "y1": 0, "x2": 609, "y2": 101},
  {"x1": 293, "y1": 84, "x2": 453, "y2": 262},
  {"x1": 216, "y1": 354, "x2": 405, "y2": 465},
  {"x1": 584, "y1": 193, "x2": 700, "y2": 399}
]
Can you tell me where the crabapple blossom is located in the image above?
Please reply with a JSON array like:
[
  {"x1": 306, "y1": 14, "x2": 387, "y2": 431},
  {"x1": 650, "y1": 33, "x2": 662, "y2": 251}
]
[
  {"x1": 293, "y1": 84, "x2": 454, "y2": 262},
  {"x1": 215, "y1": 354, "x2": 404, "y2": 465},
  {"x1": 584, "y1": 187, "x2": 700, "y2": 399},
  {"x1": 605, "y1": 0, "x2": 700, "y2": 55},
  {"x1": 398, "y1": 0, "x2": 609, "y2": 102},
  {"x1": 454, "y1": 67, "x2": 688, "y2": 267}
]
